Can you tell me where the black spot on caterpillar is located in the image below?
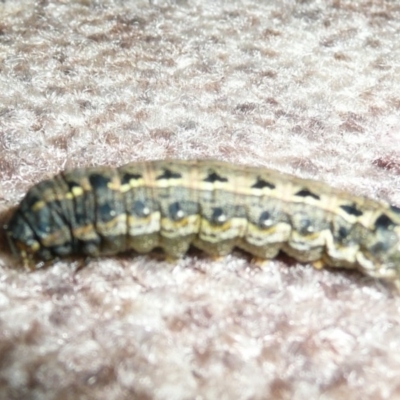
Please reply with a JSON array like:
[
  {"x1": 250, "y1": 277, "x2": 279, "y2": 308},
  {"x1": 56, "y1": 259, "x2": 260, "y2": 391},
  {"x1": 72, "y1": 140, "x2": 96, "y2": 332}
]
[
  {"x1": 374, "y1": 214, "x2": 395, "y2": 230},
  {"x1": 203, "y1": 171, "x2": 228, "y2": 183},
  {"x1": 251, "y1": 177, "x2": 275, "y2": 190},
  {"x1": 295, "y1": 189, "x2": 320, "y2": 200},
  {"x1": 156, "y1": 169, "x2": 182, "y2": 180},
  {"x1": 340, "y1": 204, "x2": 363, "y2": 217},
  {"x1": 5, "y1": 159, "x2": 400, "y2": 287},
  {"x1": 121, "y1": 173, "x2": 142, "y2": 185}
]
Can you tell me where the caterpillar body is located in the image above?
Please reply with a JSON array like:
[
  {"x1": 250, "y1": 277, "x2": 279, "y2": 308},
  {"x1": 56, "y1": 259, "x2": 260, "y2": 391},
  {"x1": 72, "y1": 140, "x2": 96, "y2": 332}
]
[{"x1": 5, "y1": 159, "x2": 400, "y2": 284}]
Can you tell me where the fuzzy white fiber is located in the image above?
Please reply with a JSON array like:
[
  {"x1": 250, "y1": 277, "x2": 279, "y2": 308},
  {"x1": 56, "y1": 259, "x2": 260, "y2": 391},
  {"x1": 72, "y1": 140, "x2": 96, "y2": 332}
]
[{"x1": 1, "y1": 0, "x2": 400, "y2": 399}]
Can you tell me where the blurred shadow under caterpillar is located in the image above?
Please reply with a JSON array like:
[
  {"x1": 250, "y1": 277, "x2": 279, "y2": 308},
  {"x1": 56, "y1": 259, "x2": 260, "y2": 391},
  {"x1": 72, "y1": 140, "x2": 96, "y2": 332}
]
[{"x1": 5, "y1": 159, "x2": 400, "y2": 285}]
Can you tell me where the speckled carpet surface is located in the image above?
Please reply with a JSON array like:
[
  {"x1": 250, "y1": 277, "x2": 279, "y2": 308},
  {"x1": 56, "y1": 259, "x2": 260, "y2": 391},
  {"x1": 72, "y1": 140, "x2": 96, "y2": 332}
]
[{"x1": 1, "y1": 1, "x2": 400, "y2": 399}]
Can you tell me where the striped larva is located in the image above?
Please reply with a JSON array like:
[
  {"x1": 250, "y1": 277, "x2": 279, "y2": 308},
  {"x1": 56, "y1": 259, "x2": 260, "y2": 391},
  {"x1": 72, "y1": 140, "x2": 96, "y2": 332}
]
[{"x1": 5, "y1": 159, "x2": 400, "y2": 285}]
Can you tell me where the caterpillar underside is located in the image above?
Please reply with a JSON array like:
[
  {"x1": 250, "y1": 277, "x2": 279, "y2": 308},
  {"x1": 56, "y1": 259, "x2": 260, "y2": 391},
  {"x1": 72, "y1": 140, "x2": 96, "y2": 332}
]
[{"x1": 5, "y1": 160, "x2": 400, "y2": 285}]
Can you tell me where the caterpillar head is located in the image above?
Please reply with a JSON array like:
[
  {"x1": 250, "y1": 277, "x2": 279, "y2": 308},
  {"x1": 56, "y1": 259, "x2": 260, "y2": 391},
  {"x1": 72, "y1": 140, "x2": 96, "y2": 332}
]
[{"x1": 5, "y1": 210, "x2": 49, "y2": 270}]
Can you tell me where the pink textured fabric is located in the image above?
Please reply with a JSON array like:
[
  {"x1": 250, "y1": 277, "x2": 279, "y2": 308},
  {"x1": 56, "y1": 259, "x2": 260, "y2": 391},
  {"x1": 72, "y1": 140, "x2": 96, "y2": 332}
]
[{"x1": 1, "y1": 1, "x2": 400, "y2": 399}]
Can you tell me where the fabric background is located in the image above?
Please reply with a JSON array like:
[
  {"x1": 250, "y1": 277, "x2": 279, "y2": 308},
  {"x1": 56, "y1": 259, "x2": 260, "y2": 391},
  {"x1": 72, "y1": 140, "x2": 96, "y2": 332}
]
[{"x1": 1, "y1": 0, "x2": 400, "y2": 399}]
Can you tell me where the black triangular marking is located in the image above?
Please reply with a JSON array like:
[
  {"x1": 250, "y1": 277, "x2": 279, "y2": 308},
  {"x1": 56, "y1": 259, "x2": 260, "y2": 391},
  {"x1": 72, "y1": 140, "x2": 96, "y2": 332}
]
[
  {"x1": 340, "y1": 204, "x2": 363, "y2": 217},
  {"x1": 295, "y1": 189, "x2": 320, "y2": 200},
  {"x1": 251, "y1": 177, "x2": 275, "y2": 190},
  {"x1": 89, "y1": 173, "x2": 110, "y2": 188},
  {"x1": 121, "y1": 173, "x2": 142, "y2": 185},
  {"x1": 156, "y1": 169, "x2": 182, "y2": 180},
  {"x1": 203, "y1": 172, "x2": 228, "y2": 183},
  {"x1": 374, "y1": 213, "x2": 394, "y2": 230}
]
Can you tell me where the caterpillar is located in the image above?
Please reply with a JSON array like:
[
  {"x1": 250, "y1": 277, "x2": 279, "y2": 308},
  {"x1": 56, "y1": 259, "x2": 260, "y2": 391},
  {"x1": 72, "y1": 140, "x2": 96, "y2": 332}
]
[{"x1": 5, "y1": 159, "x2": 400, "y2": 285}]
